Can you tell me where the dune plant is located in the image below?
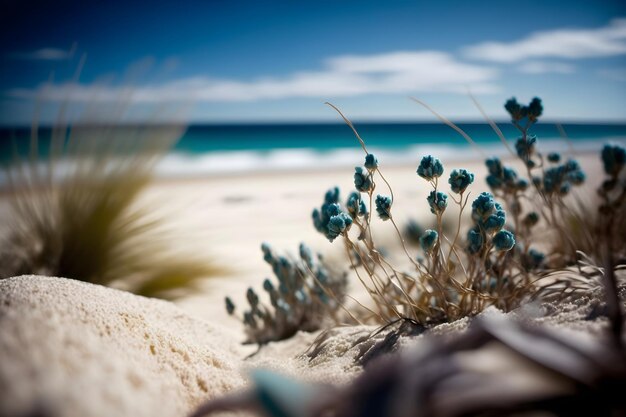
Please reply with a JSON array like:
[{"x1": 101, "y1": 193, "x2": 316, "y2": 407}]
[
  {"x1": 308, "y1": 99, "x2": 625, "y2": 327},
  {"x1": 0, "y1": 114, "x2": 221, "y2": 299},
  {"x1": 304, "y1": 104, "x2": 529, "y2": 328},
  {"x1": 224, "y1": 242, "x2": 349, "y2": 344}
]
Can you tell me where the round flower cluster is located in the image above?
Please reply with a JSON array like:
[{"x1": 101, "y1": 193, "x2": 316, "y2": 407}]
[
  {"x1": 419, "y1": 229, "x2": 438, "y2": 253},
  {"x1": 375, "y1": 194, "x2": 392, "y2": 220},
  {"x1": 312, "y1": 187, "x2": 353, "y2": 242},
  {"x1": 427, "y1": 190, "x2": 448, "y2": 215},
  {"x1": 542, "y1": 159, "x2": 585, "y2": 196},
  {"x1": 346, "y1": 191, "x2": 368, "y2": 219},
  {"x1": 354, "y1": 166, "x2": 373, "y2": 192},
  {"x1": 417, "y1": 155, "x2": 444, "y2": 181},
  {"x1": 364, "y1": 153, "x2": 378, "y2": 170},
  {"x1": 467, "y1": 192, "x2": 515, "y2": 254},
  {"x1": 504, "y1": 97, "x2": 543, "y2": 123},
  {"x1": 485, "y1": 157, "x2": 527, "y2": 193},
  {"x1": 601, "y1": 144, "x2": 626, "y2": 177},
  {"x1": 448, "y1": 168, "x2": 474, "y2": 194},
  {"x1": 515, "y1": 135, "x2": 537, "y2": 167},
  {"x1": 547, "y1": 152, "x2": 561, "y2": 163}
]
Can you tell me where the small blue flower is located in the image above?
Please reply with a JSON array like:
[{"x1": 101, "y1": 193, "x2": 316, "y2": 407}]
[
  {"x1": 327, "y1": 212, "x2": 353, "y2": 241},
  {"x1": 523, "y1": 212, "x2": 540, "y2": 228},
  {"x1": 313, "y1": 188, "x2": 346, "y2": 239},
  {"x1": 567, "y1": 170, "x2": 585, "y2": 185},
  {"x1": 225, "y1": 297, "x2": 235, "y2": 315},
  {"x1": 324, "y1": 187, "x2": 340, "y2": 204},
  {"x1": 427, "y1": 190, "x2": 448, "y2": 215},
  {"x1": 486, "y1": 157, "x2": 503, "y2": 176},
  {"x1": 299, "y1": 243, "x2": 313, "y2": 268},
  {"x1": 483, "y1": 209, "x2": 506, "y2": 232},
  {"x1": 504, "y1": 97, "x2": 522, "y2": 121},
  {"x1": 448, "y1": 169, "x2": 474, "y2": 194},
  {"x1": 516, "y1": 178, "x2": 529, "y2": 191},
  {"x1": 419, "y1": 229, "x2": 438, "y2": 253},
  {"x1": 247, "y1": 287, "x2": 259, "y2": 307},
  {"x1": 515, "y1": 135, "x2": 537, "y2": 161},
  {"x1": 492, "y1": 230, "x2": 516, "y2": 251},
  {"x1": 364, "y1": 153, "x2": 378, "y2": 170},
  {"x1": 601, "y1": 143, "x2": 626, "y2": 176},
  {"x1": 354, "y1": 166, "x2": 373, "y2": 192},
  {"x1": 467, "y1": 228, "x2": 483, "y2": 254},
  {"x1": 547, "y1": 152, "x2": 561, "y2": 163},
  {"x1": 485, "y1": 157, "x2": 519, "y2": 192},
  {"x1": 504, "y1": 97, "x2": 542, "y2": 124},
  {"x1": 486, "y1": 174, "x2": 502, "y2": 189},
  {"x1": 417, "y1": 155, "x2": 444, "y2": 181},
  {"x1": 527, "y1": 97, "x2": 543, "y2": 120},
  {"x1": 346, "y1": 191, "x2": 367, "y2": 218},
  {"x1": 522, "y1": 248, "x2": 545, "y2": 270},
  {"x1": 375, "y1": 194, "x2": 392, "y2": 220},
  {"x1": 472, "y1": 192, "x2": 496, "y2": 220},
  {"x1": 263, "y1": 278, "x2": 274, "y2": 292},
  {"x1": 243, "y1": 311, "x2": 257, "y2": 328}
]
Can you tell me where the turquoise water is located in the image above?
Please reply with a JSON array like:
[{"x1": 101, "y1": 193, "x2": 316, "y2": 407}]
[
  {"x1": 176, "y1": 122, "x2": 626, "y2": 153},
  {"x1": 1, "y1": 122, "x2": 625, "y2": 176}
]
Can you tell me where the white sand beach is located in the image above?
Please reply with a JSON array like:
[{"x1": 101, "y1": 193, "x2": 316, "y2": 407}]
[{"x1": 0, "y1": 151, "x2": 616, "y2": 417}]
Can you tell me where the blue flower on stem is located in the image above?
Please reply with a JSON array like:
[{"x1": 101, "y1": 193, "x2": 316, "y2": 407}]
[
  {"x1": 417, "y1": 155, "x2": 444, "y2": 181},
  {"x1": 375, "y1": 195, "x2": 392, "y2": 220}
]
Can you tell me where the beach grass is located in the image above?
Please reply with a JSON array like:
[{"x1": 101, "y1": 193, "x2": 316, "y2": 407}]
[{"x1": 0, "y1": 120, "x2": 223, "y2": 299}]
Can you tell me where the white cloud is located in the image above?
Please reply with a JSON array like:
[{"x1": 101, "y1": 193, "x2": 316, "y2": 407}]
[
  {"x1": 517, "y1": 61, "x2": 575, "y2": 74},
  {"x1": 464, "y1": 18, "x2": 626, "y2": 62},
  {"x1": 7, "y1": 50, "x2": 499, "y2": 103},
  {"x1": 9, "y1": 44, "x2": 77, "y2": 61}
]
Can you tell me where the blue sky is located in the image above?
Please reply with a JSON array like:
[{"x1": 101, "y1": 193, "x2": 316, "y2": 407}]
[{"x1": 1, "y1": 0, "x2": 625, "y2": 124}]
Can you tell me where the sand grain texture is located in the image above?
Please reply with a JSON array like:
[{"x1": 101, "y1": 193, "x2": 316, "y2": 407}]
[{"x1": 0, "y1": 276, "x2": 246, "y2": 417}]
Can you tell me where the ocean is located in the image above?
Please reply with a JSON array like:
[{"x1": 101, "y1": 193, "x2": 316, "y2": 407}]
[{"x1": 1, "y1": 122, "x2": 626, "y2": 178}]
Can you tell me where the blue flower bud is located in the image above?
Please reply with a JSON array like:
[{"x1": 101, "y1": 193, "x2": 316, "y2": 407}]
[
  {"x1": 364, "y1": 153, "x2": 378, "y2": 170},
  {"x1": 346, "y1": 191, "x2": 367, "y2": 218},
  {"x1": 516, "y1": 178, "x2": 529, "y2": 191},
  {"x1": 243, "y1": 311, "x2": 257, "y2": 328},
  {"x1": 417, "y1": 155, "x2": 444, "y2": 181},
  {"x1": 492, "y1": 230, "x2": 516, "y2": 251},
  {"x1": 486, "y1": 157, "x2": 503, "y2": 176},
  {"x1": 547, "y1": 152, "x2": 561, "y2": 163},
  {"x1": 299, "y1": 243, "x2": 313, "y2": 267},
  {"x1": 504, "y1": 97, "x2": 522, "y2": 121},
  {"x1": 522, "y1": 248, "x2": 545, "y2": 270},
  {"x1": 246, "y1": 287, "x2": 259, "y2": 307},
  {"x1": 263, "y1": 278, "x2": 274, "y2": 292},
  {"x1": 527, "y1": 97, "x2": 543, "y2": 120},
  {"x1": 567, "y1": 170, "x2": 585, "y2": 185},
  {"x1": 601, "y1": 144, "x2": 626, "y2": 176},
  {"x1": 225, "y1": 297, "x2": 235, "y2": 315},
  {"x1": 327, "y1": 212, "x2": 353, "y2": 241},
  {"x1": 375, "y1": 194, "x2": 392, "y2": 220},
  {"x1": 324, "y1": 187, "x2": 340, "y2": 204},
  {"x1": 515, "y1": 135, "x2": 537, "y2": 160},
  {"x1": 472, "y1": 192, "x2": 496, "y2": 220},
  {"x1": 483, "y1": 209, "x2": 506, "y2": 232},
  {"x1": 354, "y1": 166, "x2": 373, "y2": 192},
  {"x1": 523, "y1": 212, "x2": 540, "y2": 228},
  {"x1": 419, "y1": 229, "x2": 438, "y2": 253},
  {"x1": 467, "y1": 228, "x2": 483, "y2": 254},
  {"x1": 486, "y1": 174, "x2": 502, "y2": 189},
  {"x1": 448, "y1": 168, "x2": 474, "y2": 194},
  {"x1": 427, "y1": 190, "x2": 448, "y2": 215}
]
